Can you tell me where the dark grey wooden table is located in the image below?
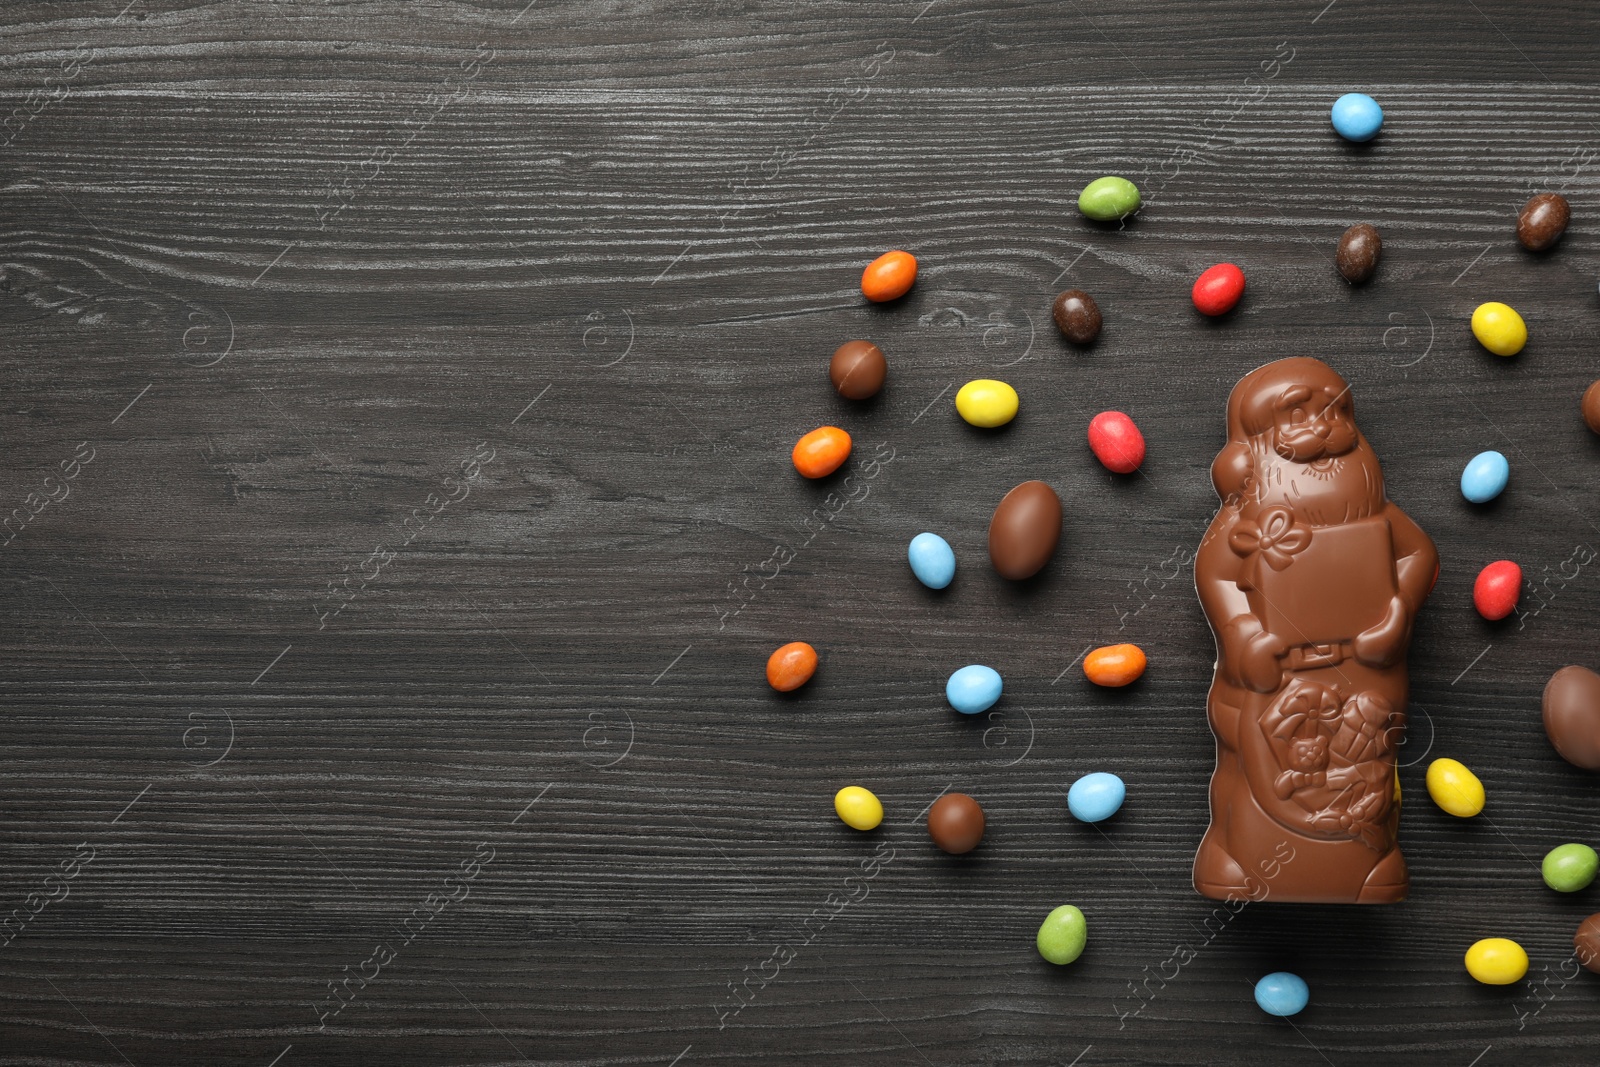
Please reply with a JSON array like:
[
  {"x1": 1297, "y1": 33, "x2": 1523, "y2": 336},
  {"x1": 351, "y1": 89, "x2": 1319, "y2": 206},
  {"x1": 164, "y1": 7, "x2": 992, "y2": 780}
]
[{"x1": 2, "y1": 2, "x2": 1598, "y2": 1064}]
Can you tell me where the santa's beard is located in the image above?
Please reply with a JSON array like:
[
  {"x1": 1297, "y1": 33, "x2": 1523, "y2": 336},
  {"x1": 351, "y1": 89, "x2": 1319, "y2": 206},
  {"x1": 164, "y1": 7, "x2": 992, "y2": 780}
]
[{"x1": 1248, "y1": 438, "x2": 1385, "y2": 526}]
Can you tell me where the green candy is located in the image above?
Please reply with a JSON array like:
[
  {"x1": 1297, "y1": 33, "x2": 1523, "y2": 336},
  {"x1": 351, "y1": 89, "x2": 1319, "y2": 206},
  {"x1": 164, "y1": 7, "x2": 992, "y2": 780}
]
[
  {"x1": 1077, "y1": 176, "x2": 1141, "y2": 221},
  {"x1": 1036, "y1": 904, "x2": 1087, "y2": 965},
  {"x1": 1542, "y1": 843, "x2": 1599, "y2": 892}
]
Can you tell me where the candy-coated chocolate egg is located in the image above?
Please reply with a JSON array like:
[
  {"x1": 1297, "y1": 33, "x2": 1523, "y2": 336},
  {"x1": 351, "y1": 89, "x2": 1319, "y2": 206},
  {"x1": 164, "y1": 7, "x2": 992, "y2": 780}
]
[
  {"x1": 955, "y1": 379, "x2": 1019, "y2": 428},
  {"x1": 1543, "y1": 843, "x2": 1599, "y2": 892},
  {"x1": 834, "y1": 786, "x2": 884, "y2": 831},
  {"x1": 1066, "y1": 772, "x2": 1125, "y2": 823},
  {"x1": 792, "y1": 426, "x2": 852, "y2": 479},
  {"x1": 1036, "y1": 905, "x2": 1087, "y2": 965},
  {"x1": 988, "y1": 480, "x2": 1062, "y2": 580},
  {"x1": 927, "y1": 792, "x2": 985, "y2": 854},
  {"x1": 1330, "y1": 92, "x2": 1383, "y2": 141},
  {"x1": 1336, "y1": 222, "x2": 1382, "y2": 284},
  {"x1": 1459, "y1": 450, "x2": 1509, "y2": 503},
  {"x1": 1083, "y1": 644, "x2": 1146, "y2": 687},
  {"x1": 1192, "y1": 263, "x2": 1245, "y2": 316},
  {"x1": 1426, "y1": 758, "x2": 1485, "y2": 817},
  {"x1": 1254, "y1": 972, "x2": 1309, "y2": 1017},
  {"x1": 1077, "y1": 176, "x2": 1141, "y2": 221},
  {"x1": 1542, "y1": 665, "x2": 1600, "y2": 770},
  {"x1": 1465, "y1": 938, "x2": 1528, "y2": 985},
  {"x1": 861, "y1": 250, "x2": 917, "y2": 302},
  {"x1": 1052, "y1": 289, "x2": 1102, "y2": 343},
  {"x1": 946, "y1": 664, "x2": 1002, "y2": 715},
  {"x1": 1583, "y1": 380, "x2": 1600, "y2": 435},
  {"x1": 907, "y1": 532, "x2": 956, "y2": 590},
  {"x1": 1087, "y1": 411, "x2": 1145, "y2": 473},
  {"x1": 1518, "y1": 193, "x2": 1570, "y2": 252},
  {"x1": 766, "y1": 641, "x2": 818, "y2": 692},
  {"x1": 1471, "y1": 302, "x2": 1527, "y2": 356},
  {"x1": 1473, "y1": 560, "x2": 1521, "y2": 620}
]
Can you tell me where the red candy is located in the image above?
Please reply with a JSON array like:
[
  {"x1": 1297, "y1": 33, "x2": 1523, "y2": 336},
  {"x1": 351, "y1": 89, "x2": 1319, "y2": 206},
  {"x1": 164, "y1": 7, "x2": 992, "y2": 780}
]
[
  {"x1": 1473, "y1": 560, "x2": 1522, "y2": 620},
  {"x1": 1192, "y1": 262, "x2": 1246, "y2": 316},
  {"x1": 1088, "y1": 410, "x2": 1146, "y2": 473}
]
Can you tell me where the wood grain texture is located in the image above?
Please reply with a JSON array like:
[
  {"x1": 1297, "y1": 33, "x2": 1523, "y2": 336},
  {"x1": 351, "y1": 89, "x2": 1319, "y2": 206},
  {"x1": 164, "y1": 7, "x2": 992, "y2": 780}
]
[{"x1": 1, "y1": 0, "x2": 1599, "y2": 1063}]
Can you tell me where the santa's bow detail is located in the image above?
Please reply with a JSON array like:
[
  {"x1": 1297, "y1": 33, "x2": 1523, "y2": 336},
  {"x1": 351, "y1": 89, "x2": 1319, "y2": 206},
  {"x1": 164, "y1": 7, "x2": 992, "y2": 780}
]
[{"x1": 1229, "y1": 505, "x2": 1311, "y2": 589}]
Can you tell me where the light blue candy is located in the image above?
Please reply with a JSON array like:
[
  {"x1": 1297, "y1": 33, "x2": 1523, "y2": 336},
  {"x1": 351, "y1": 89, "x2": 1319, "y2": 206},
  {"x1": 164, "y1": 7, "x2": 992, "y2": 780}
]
[
  {"x1": 1460, "y1": 450, "x2": 1509, "y2": 503},
  {"x1": 1330, "y1": 93, "x2": 1383, "y2": 142},
  {"x1": 1066, "y1": 772, "x2": 1126, "y2": 823},
  {"x1": 1254, "y1": 972, "x2": 1309, "y2": 1017},
  {"x1": 946, "y1": 664, "x2": 1002, "y2": 715},
  {"x1": 907, "y1": 532, "x2": 956, "y2": 589}
]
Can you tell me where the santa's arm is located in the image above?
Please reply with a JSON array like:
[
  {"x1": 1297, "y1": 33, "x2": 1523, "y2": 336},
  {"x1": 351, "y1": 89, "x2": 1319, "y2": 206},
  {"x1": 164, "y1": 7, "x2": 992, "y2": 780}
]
[
  {"x1": 1353, "y1": 501, "x2": 1439, "y2": 668},
  {"x1": 1196, "y1": 507, "x2": 1249, "y2": 627},
  {"x1": 1385, "y1": 502, "x2": 1439, "y2": 614},
  {"x1": 1197, "y1": 505, "x2": 1284, "y2": 692}
]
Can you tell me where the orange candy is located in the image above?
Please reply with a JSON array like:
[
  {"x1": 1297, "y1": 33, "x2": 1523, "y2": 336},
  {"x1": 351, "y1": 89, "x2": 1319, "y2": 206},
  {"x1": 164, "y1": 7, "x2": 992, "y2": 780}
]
[
  {"x1": 860, "y1": 250, "x2": 918, "y2": 303},
  {"x1": 791, "y1": 425, "x2": 852, "y2": 478},
  {"x1": 1082, "y1": 643, "x2": 1147, "y2": 687},
  {"x1": 766, "y1": 641, "x2": 818, "y2": 692}
]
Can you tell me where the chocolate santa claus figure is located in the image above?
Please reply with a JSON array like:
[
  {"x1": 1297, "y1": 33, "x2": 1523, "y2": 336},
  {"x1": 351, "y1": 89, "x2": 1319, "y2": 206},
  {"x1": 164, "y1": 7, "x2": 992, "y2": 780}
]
[{"x1": 1194, "y1": 358, "x2": 1437, "y2": 904}]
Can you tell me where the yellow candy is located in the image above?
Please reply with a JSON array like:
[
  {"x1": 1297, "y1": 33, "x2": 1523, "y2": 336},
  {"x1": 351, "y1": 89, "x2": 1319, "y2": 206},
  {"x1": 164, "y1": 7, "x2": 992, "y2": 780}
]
[
  {"x1": 1426, "y1": 758, "x2": 1485, "y2": 817},
  {"x1": 1470, "y1": 301, "x2": 1527, "y2": 356},
  {"x1": 955, "y1": 379, "x2": 1019, "y2": 428},
  {"x1": 833, "y1": 785, "x2": 883, "y2": 831},
  {"x1": 1464, "y1": 938, "x2": 1529, "y2": 985}
]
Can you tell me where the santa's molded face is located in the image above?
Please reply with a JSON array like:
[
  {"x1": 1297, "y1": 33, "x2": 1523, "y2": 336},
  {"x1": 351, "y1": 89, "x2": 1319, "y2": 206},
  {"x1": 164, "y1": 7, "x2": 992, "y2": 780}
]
[
  {"x1": 1211, "y1": 357, "x2": 1386, "y2": 524},
  {"x1": 1272, "y1": 381, "x2": 1358, "y2": 463}
]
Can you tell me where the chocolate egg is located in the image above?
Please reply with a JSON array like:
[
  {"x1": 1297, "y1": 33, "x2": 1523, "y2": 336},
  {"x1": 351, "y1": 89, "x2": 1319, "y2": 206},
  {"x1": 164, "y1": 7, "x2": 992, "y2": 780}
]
[
  {"x1": 1575, "y1": 913, "x2": 1600, "y2": 975},
  {"x1": 987, "y1": 480, "x2": 1062, "y2": 580},
  {"x1": 829, "y1": 340, "x2": 887, "y2": 400},
  {"x1": 927, "y1": 792, "x2": 985, "y2": 854},
  {"x1": 1542, "y1": 665, "x2": 1600, "y2": 770}
]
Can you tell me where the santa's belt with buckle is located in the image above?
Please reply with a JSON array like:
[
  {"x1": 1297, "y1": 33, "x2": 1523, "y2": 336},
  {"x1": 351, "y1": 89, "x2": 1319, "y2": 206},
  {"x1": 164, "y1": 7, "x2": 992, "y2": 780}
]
[{"x1": 1283, "y1": 641, "x2": 1353, "y2": 670}]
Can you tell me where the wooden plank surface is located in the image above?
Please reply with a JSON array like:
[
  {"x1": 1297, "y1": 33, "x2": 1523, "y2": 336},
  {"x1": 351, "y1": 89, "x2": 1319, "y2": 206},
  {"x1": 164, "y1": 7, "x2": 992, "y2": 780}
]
[{"x1": 1, "y1": 1, "x2": 1598, "y2": 1064}]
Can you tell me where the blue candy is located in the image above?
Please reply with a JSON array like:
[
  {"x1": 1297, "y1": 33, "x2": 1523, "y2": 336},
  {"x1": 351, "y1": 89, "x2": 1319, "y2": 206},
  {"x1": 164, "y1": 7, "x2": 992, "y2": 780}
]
[
  {"x1": 1330, "y1": 93, "x2": 1383, "y2": 142},
  {"x1": 946, "y1": 664, "x2": 1002, "y2": 715},
  {"x1": 907, "y1": 532, "x2": 956, "y2": 589},
  {"x1": 1254, "y1": 972, "x2": 1310, "y2": 1017},
  {"x1": 1460, "y1": 450, "x2": 1509, "y2": 503},
  {"x1": 1067, "y1": 772, "x2": 1126, "y2": 823}
]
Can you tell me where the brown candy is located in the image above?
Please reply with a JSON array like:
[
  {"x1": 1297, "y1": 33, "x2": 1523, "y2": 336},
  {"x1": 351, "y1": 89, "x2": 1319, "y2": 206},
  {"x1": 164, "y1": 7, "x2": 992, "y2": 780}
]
[
  {"x1": 988, "y1": 480, "x2": 1062, "y2": 580},
  {"x1": 1542, "y1": 665, "x2": 1600, "y2": 770},
  {"x1": 829, "y1": 340, "x2": 887, "y2": 399},
  {"x1": 1576, "y1": 913, "x2": 1600, "y2": 975},
  {"x1": 1582, "y1": 379, "x2": 1600, "y2": 436},
  {"x1": 1193, "y1": 358, "x2": 1437, "y2": 904},
  {"x1": 1336, "y1": 223, "x2": 1382, "y2": 284},
  {"x1": 927, "y1": 792, "x2": 985, "y2": 854},
  {"x1": 1517, "y1": 193, "x2": 1570, "y2": 252},
  {"x1": 1052, "y1": 289, "x2": 1101, "y2": 344}
]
